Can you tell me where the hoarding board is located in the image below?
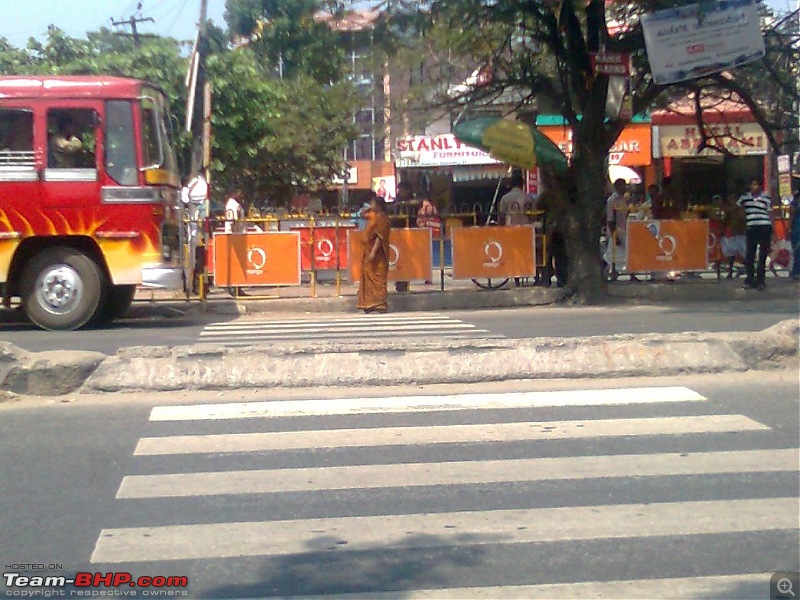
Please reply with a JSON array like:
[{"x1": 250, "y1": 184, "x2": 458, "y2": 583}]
[{"x1": 641, "y1": 0, "x2": 764, "y2": 85}]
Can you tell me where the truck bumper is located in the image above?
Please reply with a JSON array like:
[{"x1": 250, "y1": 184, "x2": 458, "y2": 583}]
[{"x1": 141, "y1": 266, "x2": 185, "y2": 290}]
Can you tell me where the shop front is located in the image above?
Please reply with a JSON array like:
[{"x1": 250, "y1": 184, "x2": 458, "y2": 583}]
[
  {"x1": 536, "y1": 115, "x2": 655, "y2": 188},
  {"x1": 394, "y1": 133, "x2": 507, "y2": 218},
  {"x1": 652, "y1": 98, "x2": 769, "y2": 205}
]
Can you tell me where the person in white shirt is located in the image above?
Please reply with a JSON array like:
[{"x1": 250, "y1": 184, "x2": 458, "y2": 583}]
[
  {"x1": 736, "y1": 178, "x2": 772, "y2": 290},
  {"x1": 224, "y1": 188, "x2": 246, "y2": 234},
  {"x1": 498, "y1": 173, "x2": 531, "y2": 226}
]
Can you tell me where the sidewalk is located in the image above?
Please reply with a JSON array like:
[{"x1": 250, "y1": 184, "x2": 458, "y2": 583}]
[{"x1": 136, "y1": 273, "x2": 800, "y2": 315}]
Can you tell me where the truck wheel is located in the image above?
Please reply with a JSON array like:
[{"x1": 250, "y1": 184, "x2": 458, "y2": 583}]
[
  {"x1": 21, "y1": 247, "x2": 107, "y2": 331},
  {"x1": 97, "y1": 284, "x2": 137, "y2": 323}
]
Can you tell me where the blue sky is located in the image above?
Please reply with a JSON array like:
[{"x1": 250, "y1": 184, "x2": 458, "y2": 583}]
[{"x1": 0, "y1": 0, "x2": 794, "y2": 49}]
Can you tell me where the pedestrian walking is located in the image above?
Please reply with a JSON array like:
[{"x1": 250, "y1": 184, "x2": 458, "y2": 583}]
[
  {"x1": 737, "y1": 178, "x2": 773, "y2": 290},
  {"x1": 357, "y1": 194, "x2": 391, "y2": 313}
]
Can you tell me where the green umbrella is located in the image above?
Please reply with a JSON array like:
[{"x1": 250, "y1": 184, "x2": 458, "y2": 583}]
[{"x1": 453, "y1": 116, "x2": 568, "y2": 173}]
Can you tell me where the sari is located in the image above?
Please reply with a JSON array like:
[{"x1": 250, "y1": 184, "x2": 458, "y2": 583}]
[{"x1": 357, "y1": 209, "x2": 391, "y2": 312}]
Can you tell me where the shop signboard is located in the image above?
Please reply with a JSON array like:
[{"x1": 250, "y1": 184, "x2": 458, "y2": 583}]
[
  {"x1": 213, "y1": 232, "x2": 301, "y2": 286},
  {"x1": 641, "y1": 0, "x2": 764, "y2": 85},
  {"x1": 395, "y1": 134, "x2": 502, "y2": 168},
  {"x1": 451, "y1": 226, "x2": 536, "y2": 280},
  {"x1": 348, "y1": 228, "x2": 433, "y2": 282},
  {"x1": 658, "y1": 122, "x2": 767, "y2": 157},
  {"x1": 541, "y1": 122, "x2": 652, "y2": 166},
  {"x1": 627, "y1": 220, "x2": 709, "y2": 273}
]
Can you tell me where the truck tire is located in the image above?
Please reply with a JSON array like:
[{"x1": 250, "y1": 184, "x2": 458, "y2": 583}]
[
  {"x1": 21, "y1": 247, "x2": 107, "y2": 331},
  {"x1": 97, "y1": 284, "x2": 137, "y2": 323}
]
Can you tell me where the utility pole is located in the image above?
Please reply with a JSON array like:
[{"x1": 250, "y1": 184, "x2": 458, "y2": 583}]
[{"x1": 110, "y1": 3, "x2": 154, "y2": 47}]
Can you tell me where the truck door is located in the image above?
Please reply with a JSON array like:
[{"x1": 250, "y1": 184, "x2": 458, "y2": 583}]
[
  {"x1": 0, "y1": 105, "x2": 38, "y2": 282},
  {"x1": 42, "y1": 103, "x2": 103, "y2": 210}
]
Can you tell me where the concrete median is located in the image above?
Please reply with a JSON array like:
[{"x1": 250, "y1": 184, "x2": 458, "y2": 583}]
[{"x1": 1, "y1": 319, "x2": 788, "y2": 397}]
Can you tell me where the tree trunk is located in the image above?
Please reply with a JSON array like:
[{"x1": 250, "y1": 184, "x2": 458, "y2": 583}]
[{"x1": 563, "y1": 137, "x2": 609, "y2": 304}]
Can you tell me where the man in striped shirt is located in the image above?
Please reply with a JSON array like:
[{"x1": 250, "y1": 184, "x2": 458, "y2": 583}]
[{"x1": 736, "y1": 178, "x2": 773, "y2": 290}]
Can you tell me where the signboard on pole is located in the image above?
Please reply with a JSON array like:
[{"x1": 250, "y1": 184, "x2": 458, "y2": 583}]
[{"x1": 641, "y1": 0, "x2": 765, "y2": 85}]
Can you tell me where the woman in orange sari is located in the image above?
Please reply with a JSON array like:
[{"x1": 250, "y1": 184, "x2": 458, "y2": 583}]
[{"x1": 357, "y1": 195, "x2": 391, "y2": 313}]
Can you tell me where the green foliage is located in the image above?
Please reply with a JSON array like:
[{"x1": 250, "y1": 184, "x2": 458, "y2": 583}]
[
  {"x1": 207, "y1": 47, "x2": 358, "y2": 204},
  {"x1": 224, "y1": 0, "x2": 346, "y2": 83}
]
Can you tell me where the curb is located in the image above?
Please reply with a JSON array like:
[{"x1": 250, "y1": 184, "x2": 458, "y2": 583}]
[{"x1": 74, "y1": 319, "x2": 798, "y2": 396}]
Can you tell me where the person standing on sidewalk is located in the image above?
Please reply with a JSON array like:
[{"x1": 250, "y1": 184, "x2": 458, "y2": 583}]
[
  {"x1": 789, "y1": 179, "x2": 800, "y2": 280},
  {"x1": 357, "y1": 194, "x2": 391, "y2": 313},
  {"x1": 737, "y1": 178, "x2": 773, "y2": 290}
]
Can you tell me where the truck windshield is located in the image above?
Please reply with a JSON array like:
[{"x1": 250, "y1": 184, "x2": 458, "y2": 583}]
[{"x1": 141, "y1": 90, "x2": 179, "y2": 186}]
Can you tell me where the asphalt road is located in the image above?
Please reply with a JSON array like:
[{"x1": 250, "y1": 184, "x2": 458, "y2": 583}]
[
  {"x1": 1, "y1": 296, "x2": 798, "y2": 355},
  {"x1": 0, "y1": 371, "x2": 797, "y2": 599}
]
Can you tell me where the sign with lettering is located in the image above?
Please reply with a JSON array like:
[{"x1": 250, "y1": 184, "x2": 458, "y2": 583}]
[
  {"x1": 591, "y1": 52, "x2": 632, "y2": 76},
  {"x1": 394, "y1": 134, "x2": 501, "y2": 167},
  {"x1": 541, "y1": 123, "x2": 652, "y2": 166},
  {"x1": 641, "y1": 0, "x2": 764, "y2": 85},
  {"x1": 658, "y1": 123, "x2": 767, "y2": 157}
]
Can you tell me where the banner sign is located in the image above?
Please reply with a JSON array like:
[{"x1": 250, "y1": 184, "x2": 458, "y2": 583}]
[
  {"x1": 395, "y1": 134, "x2": 501, "y2": 168},
  {"x1": 290, "y1": 226, "x2": 353, "y2": 271},
  {"x1": 348, "y1": 228, "x2": 433, "y2": 283},
  {"x1": 213, "y1": 232, "x2": 301, "y2": 286},
  {"x1": 641, "y1": 0, "x2": 765, "y2": 85},
  {"x1": 542, "y1": 123, "x2": 652, "y2": 166},
  {"x1": 451, "y1": 226, "x2": 536, "y2": 280},
  {"x1": 591, "y1": 52, "x2": 632, "y2": 76},
  {"x1": 658, "y1": 122, "x2": 767, "y2": 157},
  {"x1": 626, "y1": 220, "x2": 709, "y2": 273}
]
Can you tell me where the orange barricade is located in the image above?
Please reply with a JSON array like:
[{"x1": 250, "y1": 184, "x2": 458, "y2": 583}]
[
  {"x1": 348, "y1": 228, "x2": 432, "y2": 282},
  {"x1": 627, "y1": 220, "x2": 709, "y2": 273},
  {"x1": 291, "y1": 226, "x2": 352, "y2": 271},
  {"x1": 707, "y1": 219, "x2": 723, "y2": 264},
  {"x1": 451, "y1": 226, "x2": 536, "y2": 280},
  {"x1": 213, "y1": 232, "x2": 301, "y2": 286}
]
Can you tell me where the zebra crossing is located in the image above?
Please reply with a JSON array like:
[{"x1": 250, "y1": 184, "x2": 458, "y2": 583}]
[
  {"x1": 90, "y1": 386, "x2": 800, "y2": 598},
  {"x1": 197, "y1": 313, "x2": 496, "y2": 346}
]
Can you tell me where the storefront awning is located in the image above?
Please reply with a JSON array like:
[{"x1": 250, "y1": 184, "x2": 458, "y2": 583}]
[{"x1": 451, "y1": 165, "x2": 509, "y2": 182}]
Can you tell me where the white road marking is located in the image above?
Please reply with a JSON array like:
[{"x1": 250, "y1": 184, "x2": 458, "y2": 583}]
[
  {"x1": 149, "y1": 386, "x2": 708, "y2": 421},
  {"x1": 91, "y1": 497, "x2": 798, "y2": 563},
  {"x1": 134, "y1": 414, "x2": 767, "y2": 456},
  {"x1": 117, "y1": 448, "x2": 799, "y2": 498},
  {"x1": 302, "y1": 573, "x2": 773, "y2": 599}
]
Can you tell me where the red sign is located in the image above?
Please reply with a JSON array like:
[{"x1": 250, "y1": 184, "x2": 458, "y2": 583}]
[
  {"x1": 291, "y1": 226, "x2": 353, "y2": 271},
  {"x1": 590, "y1": 52, "x2": 632, "y2": 76}
]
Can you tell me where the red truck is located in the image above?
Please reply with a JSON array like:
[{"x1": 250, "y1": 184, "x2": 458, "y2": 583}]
[{"x1": 0, "y1": 76, "x2": 184, "y2": 330}]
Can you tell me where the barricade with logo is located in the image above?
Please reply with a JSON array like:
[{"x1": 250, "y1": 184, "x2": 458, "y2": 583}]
[
  {"x1": 451, "y1": 226, "x2": 536, "y2": 280},
  {"x1": 289, "y1": 224, "x2": 353, "y2": 271},
  {"x1": 348, "y1": 228, "x2": 433, "y2": 283},
  {"x1": 213, "y1": 232, "x2": 301, "y2": 287},
  {"x1": 626, "y1": 220, "x2": 709, "y2": 273}
]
